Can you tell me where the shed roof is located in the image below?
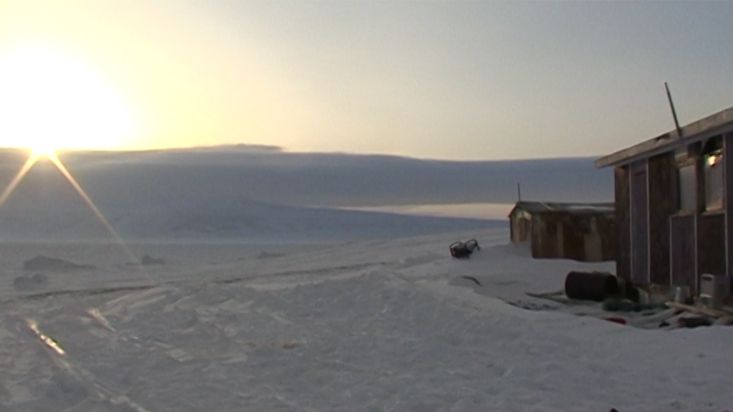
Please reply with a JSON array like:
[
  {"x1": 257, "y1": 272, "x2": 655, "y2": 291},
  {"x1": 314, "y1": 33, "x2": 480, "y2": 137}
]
[
  {"x1": 596, "y1": 106, "x2": 733, "y2": 168},
  {"x1": 508, "y1": 201, "x2": 614, "y2": 217}
]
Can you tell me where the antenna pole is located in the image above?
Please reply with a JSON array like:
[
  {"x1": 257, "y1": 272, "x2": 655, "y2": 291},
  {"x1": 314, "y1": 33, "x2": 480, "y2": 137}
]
[
  {"x1": 517, "y1": 183, "x2": 522, "y2": 201},
  {"x1": 665, "y1": 82, "x2": 683, "y2": 138}
]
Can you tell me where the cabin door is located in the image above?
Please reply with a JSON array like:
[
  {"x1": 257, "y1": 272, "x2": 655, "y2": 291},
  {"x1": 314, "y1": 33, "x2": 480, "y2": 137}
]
[{"x1": 630, "y1": 162, "x2": 649, "y2": 284}]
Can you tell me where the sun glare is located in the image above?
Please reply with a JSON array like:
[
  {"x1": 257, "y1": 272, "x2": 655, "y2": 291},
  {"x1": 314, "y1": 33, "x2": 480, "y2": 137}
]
[
  {"x1": 0, "y1": 46, "x2": 137, "y2": 152},
  {"x1": 0, "y1": 46, "x2": 141, "y2": 266}
]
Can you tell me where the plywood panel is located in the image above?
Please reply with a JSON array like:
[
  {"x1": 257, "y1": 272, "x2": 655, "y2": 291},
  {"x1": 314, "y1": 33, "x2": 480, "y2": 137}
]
[
  {"x1": 698, "y1": 213, "x2": 725, "y2": 276},
  {"x1": 648, "y1": 153, "x2": 677, "y2": 285},
  {"x1": 630, "y1": 161, "x2": 649, "y2": 284},
  {"x1": 671, "y1": 215, "x2": 696, "y2": 292}
]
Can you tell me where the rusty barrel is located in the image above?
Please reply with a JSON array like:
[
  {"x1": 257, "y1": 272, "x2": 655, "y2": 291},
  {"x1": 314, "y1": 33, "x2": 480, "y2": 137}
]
[{"x1": 564, "y1": 271, "x2": 619, "y2": 301}]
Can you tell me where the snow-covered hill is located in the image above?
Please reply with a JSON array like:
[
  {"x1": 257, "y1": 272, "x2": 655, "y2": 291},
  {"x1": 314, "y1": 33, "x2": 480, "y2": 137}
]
[
  {"x1": 46, "y1": 146, "x2": 612, "y2": 207},
  {"x1": 0, "y1": 146, "x2": 612, "y2": 241}
]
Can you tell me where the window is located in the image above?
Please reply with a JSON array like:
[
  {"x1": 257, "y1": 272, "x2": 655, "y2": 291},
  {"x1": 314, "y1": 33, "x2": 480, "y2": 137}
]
[
  {"x1": 678, "y1": 163, "x2": 696, "y2": 212},
  {"x1": 704, "y1": 138, "x2": 723, "y2": 211}
]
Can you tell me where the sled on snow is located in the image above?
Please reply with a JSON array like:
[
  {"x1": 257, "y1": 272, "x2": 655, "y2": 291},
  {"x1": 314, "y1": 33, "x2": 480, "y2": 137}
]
[{"x1": 449, "y1": 239, "x2": 480, "y2": 259}]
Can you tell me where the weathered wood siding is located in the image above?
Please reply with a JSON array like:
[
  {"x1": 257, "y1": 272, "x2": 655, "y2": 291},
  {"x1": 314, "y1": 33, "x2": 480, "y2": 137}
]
[
  {"x1": 698, "y1": 213, "x2": 725, "y2": 277},
  {"x1": 510, "y1": 209, "x2": 534, "y2": 243},
  {"x1": 614, "y1": 166, "x2": 631, "y2": 281},
  {"x1": 598, "y1": 214, "x2": 617, "y2": 261},
  {"x1": 630, "y1": 161, "x2": 649, "y2": 284},
  {"x1": 670, "y1": 215, "x2": 696, "y2": 292},
  {"x1": 528, "y1": 213, "x2": 615, "y2": 262},
  {"x1": 531, "y1": 214, "x2": 560, "y2": 259},
  {"x1": 648, "y1": 153, "x2": 677, "y2": 285}
]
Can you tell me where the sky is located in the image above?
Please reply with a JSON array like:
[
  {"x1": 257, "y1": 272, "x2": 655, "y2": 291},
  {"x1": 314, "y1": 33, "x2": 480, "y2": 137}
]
[{"x1": 0, "y1": 0, "x2": 731, "y2": 160}]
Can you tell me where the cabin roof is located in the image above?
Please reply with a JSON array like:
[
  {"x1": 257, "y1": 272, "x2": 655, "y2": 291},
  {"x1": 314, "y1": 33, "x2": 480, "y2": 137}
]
[
  {"x1": 596, "y1": 106, "x2": 733, "y2": 168},
  {"x1": 508, "y1": 201, "x2": 614, "y2": 217}
]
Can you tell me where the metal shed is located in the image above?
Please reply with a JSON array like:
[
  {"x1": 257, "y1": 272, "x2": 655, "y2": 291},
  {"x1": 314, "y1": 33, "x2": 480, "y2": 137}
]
[
  {"x1": 596, "y1": 107, "x2": 733, "y2": 297},
  {"x1": 508, "y1": 201, "x2": 616, "y2": 262}
]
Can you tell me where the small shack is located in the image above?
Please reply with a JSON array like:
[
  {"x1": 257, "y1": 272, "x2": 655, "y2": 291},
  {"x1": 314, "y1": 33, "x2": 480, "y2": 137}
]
[
  {"x1": 508, "y1": 201, "x2": 616, "y2": 262},
  {"x1": 596, "y1": 107, "x2": 733, "y2": 299}
]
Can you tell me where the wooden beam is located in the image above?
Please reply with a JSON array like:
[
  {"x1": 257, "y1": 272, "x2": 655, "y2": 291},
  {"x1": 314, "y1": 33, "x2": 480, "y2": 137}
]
[{"x1": 665, "y1": 301, "x2": 733, "y2": 318}]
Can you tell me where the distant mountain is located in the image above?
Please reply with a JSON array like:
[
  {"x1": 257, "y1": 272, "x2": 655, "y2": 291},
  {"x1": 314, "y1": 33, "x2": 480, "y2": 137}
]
[{"x1": 0, "y1": 147, "x2": 610, "y2": 241}]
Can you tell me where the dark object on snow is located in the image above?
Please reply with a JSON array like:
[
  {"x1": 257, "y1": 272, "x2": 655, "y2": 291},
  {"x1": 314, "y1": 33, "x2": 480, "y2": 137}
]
[
  {"x1": 460, "y1": 275, "x2": 481, "y2": 286},
  {"x1": 450, "y1": 239, "x2": 480, "y2": 259},
  {"x1": 141, "y1": 254, "x2": 166, "y2": 265},
  {"x1": 603, "y1": 299, "x2": 639, "y2": 312},
  {"x1": 564, "y1": 271, "x2": 619, "y2": 302},
  {"x1": 617, "y1": 277, "x2": 640, "y2": 302},
  {"x1": 13, "y1": 273, "x2": 48, "y2": 290},
  {"x1": 23, "y1": 255, "x2": 95, "y2": 272},
  {"x1": 677, "y1": 316, "x2": 712, "y2": 329}
]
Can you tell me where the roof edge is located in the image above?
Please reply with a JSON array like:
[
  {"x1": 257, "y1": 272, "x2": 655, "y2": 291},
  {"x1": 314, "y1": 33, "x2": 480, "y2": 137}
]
[{"x1": 596, "y1": 106, "x2": 733, "y2": 168}]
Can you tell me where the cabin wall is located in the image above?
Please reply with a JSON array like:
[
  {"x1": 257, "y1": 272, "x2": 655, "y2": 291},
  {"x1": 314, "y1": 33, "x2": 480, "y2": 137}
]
[
  {"x1": 509, "y1": 213, "x2": 517, "y2": 243},
  {"x1": 602, "y1": 117, "x2": 733, "y2": 296},
  {"x1": 614, "y1": 166, "x2": 631, "y2": 281},
  {"x1": 529, "y1": 212, "x2": 615, "y2": 262},
  {"x1": 629, "y1": 161, "x2": 650, "y2": 285},
  {"x1": 598, "y1": 214, "x2": 617, "y2": 261},
  {"x1": 561, "y1": 215, "x2": 584, "y2": 261},
  {"x1": 648, "y1": 153, "x2": 677, "y2": 285},
  {"x1": 670, "y1": 214, "x2": 696, "y2": 290},
  {"x1": 670, "y1": 146, "x2": 699, "y2": 293},
  {"x1": 697, "y1": 213, "x2": 725, "y2": 277},
  {"x1": 509, "y1": 210, "x2": 532, "y2": 243},
  {"x1": 530, "y1": 214, "x2": 558, "y2": 259},
  {"x1": 578, "y1": 214, "x2": 615, "y2": 262}
]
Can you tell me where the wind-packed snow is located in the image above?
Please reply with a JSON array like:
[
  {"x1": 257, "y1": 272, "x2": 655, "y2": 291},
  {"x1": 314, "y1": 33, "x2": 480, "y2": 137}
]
[{"x1": 1, "y1": 229, "x2": 731, "y2": 411}]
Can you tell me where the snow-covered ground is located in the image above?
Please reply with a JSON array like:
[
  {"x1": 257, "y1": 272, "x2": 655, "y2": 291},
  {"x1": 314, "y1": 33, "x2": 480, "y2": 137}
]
[{"x1": 1, "y1": 229, "x2": 731, "y2": 411}]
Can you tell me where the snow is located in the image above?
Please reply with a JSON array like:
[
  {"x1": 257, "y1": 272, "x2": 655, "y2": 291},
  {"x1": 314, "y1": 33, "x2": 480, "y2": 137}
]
[{"x1": 1, "y1": 229, "x2": 731, "y2": 411}]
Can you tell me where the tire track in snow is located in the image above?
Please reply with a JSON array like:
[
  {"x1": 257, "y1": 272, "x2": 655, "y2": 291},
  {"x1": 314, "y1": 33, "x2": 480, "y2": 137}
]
[
  {"x1": 23, "y1": 317, "x2": 152, "y2": 412},
  {"x1": 1, "y1": 261, "x2": 390, "y2": 307}
]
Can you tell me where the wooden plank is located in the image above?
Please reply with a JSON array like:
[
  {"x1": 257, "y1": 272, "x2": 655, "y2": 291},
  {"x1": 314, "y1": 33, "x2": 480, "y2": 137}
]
[{"x1": 665, "y1": 301, "x2": 733, "y2": 318}]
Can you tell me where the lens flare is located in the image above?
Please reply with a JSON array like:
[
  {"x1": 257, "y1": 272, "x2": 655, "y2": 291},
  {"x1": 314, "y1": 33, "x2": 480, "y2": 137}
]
[
  {"x1": 0, "y1": 152, "x2": 39, "y2": 208},
  {"x1": 0, "y1": 150, "x2": 139, "y2": 264}
]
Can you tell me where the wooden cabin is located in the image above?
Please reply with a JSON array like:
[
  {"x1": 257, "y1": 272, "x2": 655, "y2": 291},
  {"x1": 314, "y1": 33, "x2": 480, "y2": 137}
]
[
  {"x1": 508, "y1": 201, "x2": 616, "y2": 262},
  {"x1": 596, "y1": 107, "x2": 733, "y2": 298}
]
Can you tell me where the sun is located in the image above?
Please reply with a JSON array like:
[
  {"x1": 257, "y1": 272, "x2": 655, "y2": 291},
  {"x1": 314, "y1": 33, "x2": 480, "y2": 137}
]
[
  {"x1": 0, "y1": 45, "x2": 137, "y2": 154},
  {"x1": 28, "y1": 139, "x2": 58, "y2": 158}
]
